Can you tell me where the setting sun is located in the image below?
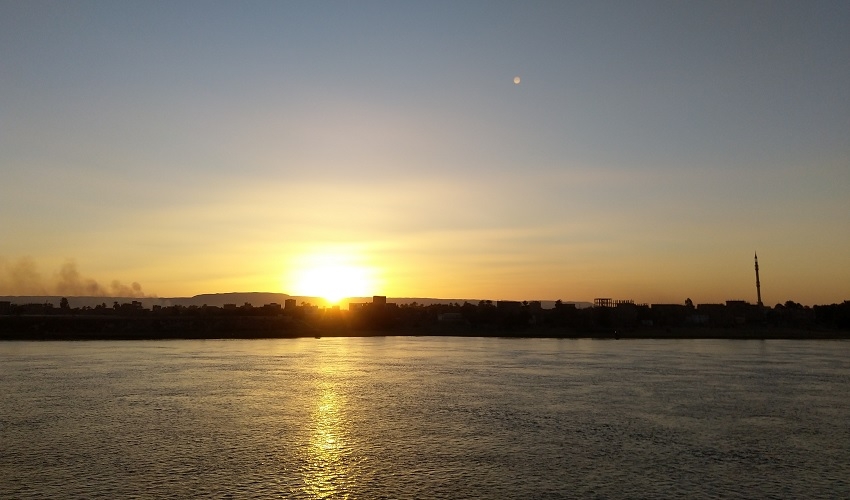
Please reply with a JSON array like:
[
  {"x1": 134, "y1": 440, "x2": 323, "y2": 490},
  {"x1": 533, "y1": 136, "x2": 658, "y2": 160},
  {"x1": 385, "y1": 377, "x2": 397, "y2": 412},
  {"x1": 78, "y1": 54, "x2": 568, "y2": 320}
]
[{"x1": 287, "y1": 250, "x2": 378, "y2": 303}]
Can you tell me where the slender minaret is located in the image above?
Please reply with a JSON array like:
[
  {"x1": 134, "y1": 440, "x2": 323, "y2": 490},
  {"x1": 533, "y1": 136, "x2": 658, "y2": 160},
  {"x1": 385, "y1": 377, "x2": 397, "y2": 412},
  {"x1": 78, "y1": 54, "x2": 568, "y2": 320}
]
[{"x1": 754, "y1": 252, "x2": 763, "y2": 307}]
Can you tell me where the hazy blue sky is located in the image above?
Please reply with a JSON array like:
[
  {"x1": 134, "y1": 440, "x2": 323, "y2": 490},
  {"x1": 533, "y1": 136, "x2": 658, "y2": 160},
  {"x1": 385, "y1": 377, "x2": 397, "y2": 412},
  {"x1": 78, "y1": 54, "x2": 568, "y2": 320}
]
[{"x1": 2, "y1": 1, "x2": 848, "y2": 305}]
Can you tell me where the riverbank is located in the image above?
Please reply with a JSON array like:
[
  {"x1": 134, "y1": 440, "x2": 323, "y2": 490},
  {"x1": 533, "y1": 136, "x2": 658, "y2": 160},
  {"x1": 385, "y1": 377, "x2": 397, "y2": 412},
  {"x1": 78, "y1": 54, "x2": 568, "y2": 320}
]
[{"x1": 1, "y1": 317, "x2": 847, "y2": 341}]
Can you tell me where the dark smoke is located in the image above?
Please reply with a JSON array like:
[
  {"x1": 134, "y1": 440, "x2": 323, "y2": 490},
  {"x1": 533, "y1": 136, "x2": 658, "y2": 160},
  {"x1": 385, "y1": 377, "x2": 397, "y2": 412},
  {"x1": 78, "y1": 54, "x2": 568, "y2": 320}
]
[
  {"x1": 0, "y1": 256, "x2": 47, "y2": 295},
  {"x1": 56, "y1": 260, "x2": 104, "y2": 296},
  {"x1": 0, "y1": 257, "x2": 151, "y2": 297}
]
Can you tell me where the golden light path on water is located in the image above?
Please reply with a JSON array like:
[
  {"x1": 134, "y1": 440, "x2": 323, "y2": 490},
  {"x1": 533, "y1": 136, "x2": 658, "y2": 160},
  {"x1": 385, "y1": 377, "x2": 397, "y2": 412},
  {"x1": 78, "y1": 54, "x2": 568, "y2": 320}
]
[{"x1": 300, "y1": 353, "x2": 359, "y2": 499}]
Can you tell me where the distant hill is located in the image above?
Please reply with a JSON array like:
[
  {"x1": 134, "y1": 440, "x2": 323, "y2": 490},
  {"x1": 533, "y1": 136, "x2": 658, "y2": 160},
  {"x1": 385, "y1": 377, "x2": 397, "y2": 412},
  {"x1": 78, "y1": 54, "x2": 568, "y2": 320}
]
[
  {"x1": 0, "y1": 294, "x2": 592, "y2": 310},
  {"x1": 169, "y1": 292, "x2": 296, "y2": 307}
]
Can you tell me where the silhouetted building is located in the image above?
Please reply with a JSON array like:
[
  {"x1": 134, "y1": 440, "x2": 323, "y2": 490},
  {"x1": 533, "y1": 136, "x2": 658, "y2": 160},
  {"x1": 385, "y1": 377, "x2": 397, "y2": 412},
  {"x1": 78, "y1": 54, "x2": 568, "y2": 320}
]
[
  {"x1": 284, "y1": 299, "x2": 296, "y2": 310},
  {"x1": 373, "y1": 296, "x2": 387, "y2": 307},
  {"x1": 726, "y1": 300, "x2": 764, "y2": 324},
  {"x1": 594, "y1": 298, "x2": 634, "y2": 308},
  {"x1": 554, "y1": 301, "x2": 577, "y2": 311},
  {"x1": 18, "y1": 302, "x2": 54, "y2": 315},
  {"x1": 650, "y1": 304, "x2": 689, "y2": 326},
  {"x1": 612, "y1": 301, "x2": 642, "y2": 328},
  {"x1": 496, "y1": 300, "x2": 521, "y2": 311},
  {"x1": 696, "y1": 303, "x2": 730, "y2": 326}
]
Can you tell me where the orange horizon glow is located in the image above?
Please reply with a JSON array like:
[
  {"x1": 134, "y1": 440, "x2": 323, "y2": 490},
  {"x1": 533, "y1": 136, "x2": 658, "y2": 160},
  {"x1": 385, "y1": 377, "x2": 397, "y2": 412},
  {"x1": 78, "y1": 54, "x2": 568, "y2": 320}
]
[{"x1": 3, "y1": 247, "x2": 849, "y2": 307}]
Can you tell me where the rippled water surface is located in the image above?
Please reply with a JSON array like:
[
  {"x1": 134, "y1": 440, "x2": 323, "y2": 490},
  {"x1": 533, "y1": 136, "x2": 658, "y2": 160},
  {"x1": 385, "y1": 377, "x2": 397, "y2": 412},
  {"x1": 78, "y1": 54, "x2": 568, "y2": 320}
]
[{"x1": 1, "y1": 338, "x2": 849, "y2": 498}]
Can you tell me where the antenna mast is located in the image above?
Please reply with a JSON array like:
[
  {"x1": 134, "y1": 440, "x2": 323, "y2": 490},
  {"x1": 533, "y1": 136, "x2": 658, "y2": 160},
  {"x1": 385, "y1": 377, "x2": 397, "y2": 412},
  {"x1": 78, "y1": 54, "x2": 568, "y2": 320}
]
[{"x1": 754, "y1": 252, "x2": 763, "y2": 307}]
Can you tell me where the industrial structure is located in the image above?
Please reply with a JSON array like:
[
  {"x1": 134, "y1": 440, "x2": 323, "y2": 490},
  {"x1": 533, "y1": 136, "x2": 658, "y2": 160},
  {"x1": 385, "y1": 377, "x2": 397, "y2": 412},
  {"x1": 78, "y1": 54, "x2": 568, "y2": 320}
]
[{"x1": 755, "y1": 252, "x2": 763, "y2": 307}]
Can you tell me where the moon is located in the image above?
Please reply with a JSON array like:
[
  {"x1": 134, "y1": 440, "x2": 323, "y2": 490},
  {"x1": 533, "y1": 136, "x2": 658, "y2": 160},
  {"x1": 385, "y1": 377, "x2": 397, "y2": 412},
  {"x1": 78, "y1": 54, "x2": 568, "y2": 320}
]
[{"x1": 513, "y1": 76, "x2": 521, "y2": 85}]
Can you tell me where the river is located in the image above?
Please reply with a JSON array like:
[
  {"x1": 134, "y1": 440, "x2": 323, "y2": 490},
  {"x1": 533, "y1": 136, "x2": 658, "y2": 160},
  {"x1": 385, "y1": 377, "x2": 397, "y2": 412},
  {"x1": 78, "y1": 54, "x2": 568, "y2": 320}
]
[{"x1": 1, "y1": 337, "x2": 848, "y2": 498}]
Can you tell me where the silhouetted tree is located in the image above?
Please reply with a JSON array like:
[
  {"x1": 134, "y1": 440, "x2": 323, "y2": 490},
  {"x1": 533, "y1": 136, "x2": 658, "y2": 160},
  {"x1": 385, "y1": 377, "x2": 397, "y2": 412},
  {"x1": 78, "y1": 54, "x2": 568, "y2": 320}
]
[{"x1": 59, "y1": 297, "x2": 70, "y2": 310}]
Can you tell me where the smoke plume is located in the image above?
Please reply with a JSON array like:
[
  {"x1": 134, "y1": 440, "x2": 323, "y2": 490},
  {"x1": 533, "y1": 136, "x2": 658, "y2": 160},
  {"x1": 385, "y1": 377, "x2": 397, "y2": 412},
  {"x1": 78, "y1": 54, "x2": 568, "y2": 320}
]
[{"x1": 0, "y1": 257, "x2": 151, "y2": 297}]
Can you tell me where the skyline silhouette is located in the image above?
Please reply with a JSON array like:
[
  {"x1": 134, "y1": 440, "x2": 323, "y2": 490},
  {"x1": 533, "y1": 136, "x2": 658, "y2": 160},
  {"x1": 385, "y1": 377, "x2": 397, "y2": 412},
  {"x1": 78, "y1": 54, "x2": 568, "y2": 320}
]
[{"x1": 2, "y1": 292, "x2": 849, "y2": 341}]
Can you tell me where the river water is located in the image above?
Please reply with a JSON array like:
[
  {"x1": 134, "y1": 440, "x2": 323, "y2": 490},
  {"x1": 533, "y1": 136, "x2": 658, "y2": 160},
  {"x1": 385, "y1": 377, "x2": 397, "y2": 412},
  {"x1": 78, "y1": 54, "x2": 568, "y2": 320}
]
[{"x1": 1, "y1": 337, "x2": 848, "y2": 499}]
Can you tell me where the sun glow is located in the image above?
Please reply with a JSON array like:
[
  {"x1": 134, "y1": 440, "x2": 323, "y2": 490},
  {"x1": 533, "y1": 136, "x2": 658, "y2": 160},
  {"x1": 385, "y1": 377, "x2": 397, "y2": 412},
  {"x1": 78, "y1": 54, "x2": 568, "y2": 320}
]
[{"x1": 288, "y1": 250, "x2": 377, "y2": 303}]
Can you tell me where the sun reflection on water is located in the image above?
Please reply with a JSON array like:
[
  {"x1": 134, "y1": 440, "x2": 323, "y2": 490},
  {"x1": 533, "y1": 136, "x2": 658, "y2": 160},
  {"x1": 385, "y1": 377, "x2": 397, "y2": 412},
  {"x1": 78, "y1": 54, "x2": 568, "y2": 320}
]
[{"x1": 301, "y1": 377, "x2": 356, "y2": 498}]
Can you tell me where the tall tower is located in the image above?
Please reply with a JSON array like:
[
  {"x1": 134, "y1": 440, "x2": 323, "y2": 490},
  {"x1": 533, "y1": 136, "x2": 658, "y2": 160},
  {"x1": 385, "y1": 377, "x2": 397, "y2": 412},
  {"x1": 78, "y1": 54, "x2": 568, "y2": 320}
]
[{"x1": 754, "y1": 252, "x2": 763, "y2": 307}]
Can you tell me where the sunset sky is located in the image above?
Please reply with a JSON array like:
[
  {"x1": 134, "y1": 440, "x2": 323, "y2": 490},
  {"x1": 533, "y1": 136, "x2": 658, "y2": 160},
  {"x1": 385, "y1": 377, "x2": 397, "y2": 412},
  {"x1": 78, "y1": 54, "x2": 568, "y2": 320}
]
[{"x1": 2, "y1": 1, "x2": 848, "y2": 306}]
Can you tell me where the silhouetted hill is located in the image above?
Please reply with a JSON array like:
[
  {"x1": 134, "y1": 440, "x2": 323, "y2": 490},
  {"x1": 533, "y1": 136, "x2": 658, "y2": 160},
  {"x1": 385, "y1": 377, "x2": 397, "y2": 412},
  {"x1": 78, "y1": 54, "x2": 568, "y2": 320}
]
[{"x1": 169, "y1": 292, "x2": 295, "y2": 307}]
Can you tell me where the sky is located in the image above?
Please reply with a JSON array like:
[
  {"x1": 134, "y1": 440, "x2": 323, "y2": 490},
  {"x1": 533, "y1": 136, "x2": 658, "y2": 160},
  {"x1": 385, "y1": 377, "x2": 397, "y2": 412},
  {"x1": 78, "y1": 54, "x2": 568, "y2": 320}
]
[{"x1": 1, "y1": 0, "x2": 849, "y2": 306}]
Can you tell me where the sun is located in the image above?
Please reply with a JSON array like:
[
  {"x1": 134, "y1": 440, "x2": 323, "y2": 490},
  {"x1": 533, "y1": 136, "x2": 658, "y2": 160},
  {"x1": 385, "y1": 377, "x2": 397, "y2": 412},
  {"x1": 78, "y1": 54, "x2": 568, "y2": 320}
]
[{"x1": 288, "y1": 251, "x2": 377, "y2": 304}]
